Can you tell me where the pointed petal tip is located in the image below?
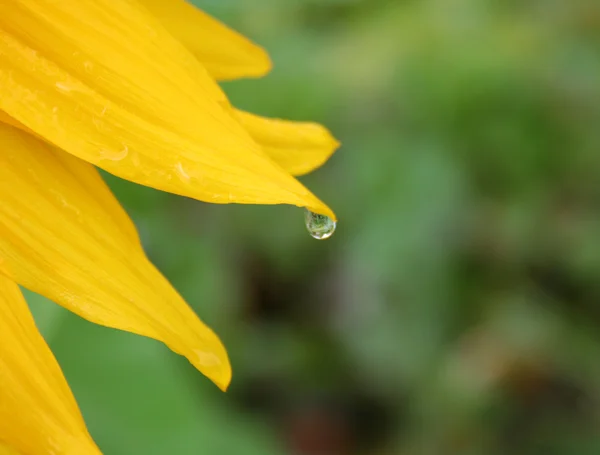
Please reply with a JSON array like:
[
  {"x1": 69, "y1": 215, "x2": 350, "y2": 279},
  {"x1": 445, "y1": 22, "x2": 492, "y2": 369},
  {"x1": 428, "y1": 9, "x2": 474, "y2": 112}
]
[
  {"x1": 247, "y1": 47, "x2": 273, "y2": 78},
  {"x1": 233, "y1": 109, "x2": 341, "y2": 177},
  {"x1": 206, "y1": 42, "x2": 272, "y2": 81},
  {"x1": 186, "y1": 338, "x2": 232, "y2": 392},
  {"x1": 291, "y1": 123, "x2": 341, "y2": 177},
  {"x1": 332, "y1": 137, "x2": 342, "y2": 151},
  {"x1": 217, "y1": 376, "x2": 232, "y2": 392},
  {"x1": 205, "y1": 366, "x2": 232, "y2": 392},
  {"x1": 215, "y1": 43, "x2": 273, "y2": 81}
]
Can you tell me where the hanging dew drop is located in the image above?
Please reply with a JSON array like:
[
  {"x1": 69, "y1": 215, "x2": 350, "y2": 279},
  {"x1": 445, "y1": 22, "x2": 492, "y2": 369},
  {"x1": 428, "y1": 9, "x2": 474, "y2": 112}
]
[{"x1": 304, "y1": 209, "x2": 337, "y2": 240}]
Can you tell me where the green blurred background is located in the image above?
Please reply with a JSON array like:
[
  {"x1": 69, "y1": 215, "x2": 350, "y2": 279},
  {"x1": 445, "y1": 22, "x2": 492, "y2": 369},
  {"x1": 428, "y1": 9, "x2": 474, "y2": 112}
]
[{"x1": 26, "y1": 0, "x2": 600, "y2": 453}]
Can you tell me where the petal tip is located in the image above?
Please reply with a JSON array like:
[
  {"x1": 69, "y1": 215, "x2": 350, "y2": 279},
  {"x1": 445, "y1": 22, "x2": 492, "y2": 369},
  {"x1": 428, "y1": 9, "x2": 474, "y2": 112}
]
[
  {"x1": 254, "y1": 47, "x2": 273, "y2": 77},
  {"x1": 217, "y1": 45, "x2": 273, "y2": 81},
  {"x1": 189, "y1": 345, "x2": 232, "y2": 391}
]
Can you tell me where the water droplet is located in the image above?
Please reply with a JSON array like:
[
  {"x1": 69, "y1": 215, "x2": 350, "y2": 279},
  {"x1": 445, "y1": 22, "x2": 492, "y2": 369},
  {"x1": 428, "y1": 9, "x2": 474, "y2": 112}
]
[
  {"x1": 194, "y1": 349, "x2": 222, "y2": 366},
  {"x1": 99, "y1": 145, "x2": 128, "y2": 161},
  {"x1": 304, "y1": 209, "x2": 336, "y2": 240},
  {"x1": 174, "y1": 162, "x2": 191, "y2": 182},
  {"x1": 55, "y1": 82, "x2": 73, "y2": 92}
]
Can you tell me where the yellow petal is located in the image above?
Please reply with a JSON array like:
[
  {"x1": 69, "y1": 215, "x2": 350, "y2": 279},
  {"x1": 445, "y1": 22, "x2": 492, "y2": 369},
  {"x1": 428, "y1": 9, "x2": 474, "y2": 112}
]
[
  {"x1": 0, "y1": 105, "x2": 340, "y2": 179},
  {"x1": 0, "y1": 109, "x2": 21, "y2": 130},
  {"x1": 0, "y1": 123, "x2": 231, "y2": 390},
  {"x1": 134, "y1": 1, "x2": 339, "y2": 175},
  {"x1": 233, "y1": 109, "x2": 341, "y2": 176},
  {"x1": 0, "y1": 0, "x2": 334, "y2": 220},
  {"x1": 139, "y1": 0, "x2": 271, "y2": 80},
  {"x1": 0, "y1": 443, "x2": 19, "y2": 455},
  {"x1": 0, "y1": 275, "x2": 101, "y2": 454}
]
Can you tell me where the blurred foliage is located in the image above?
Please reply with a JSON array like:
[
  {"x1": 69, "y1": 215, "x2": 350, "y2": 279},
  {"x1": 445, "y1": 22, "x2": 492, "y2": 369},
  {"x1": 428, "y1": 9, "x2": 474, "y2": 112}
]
[{"x1": 26, "y1": 0, "x2": 600, "y2": 454}]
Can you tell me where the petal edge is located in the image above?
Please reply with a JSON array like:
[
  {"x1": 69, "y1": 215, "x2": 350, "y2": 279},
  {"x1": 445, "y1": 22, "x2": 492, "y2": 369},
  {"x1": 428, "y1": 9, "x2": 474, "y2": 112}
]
[{"x1": 0, "y1": 275, "x2": 101, "y2": 455}]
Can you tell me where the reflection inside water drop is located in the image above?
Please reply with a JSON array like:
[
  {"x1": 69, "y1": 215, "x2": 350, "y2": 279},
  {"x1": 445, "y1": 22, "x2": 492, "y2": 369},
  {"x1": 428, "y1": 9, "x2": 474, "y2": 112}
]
[{"x1": 304, "y1": 209, "x2": 337, "y2": 240}]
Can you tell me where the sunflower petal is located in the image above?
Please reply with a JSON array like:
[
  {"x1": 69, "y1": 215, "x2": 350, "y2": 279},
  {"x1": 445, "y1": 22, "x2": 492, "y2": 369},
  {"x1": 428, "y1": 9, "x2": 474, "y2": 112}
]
[
  {"x1": 139, "y1": 0, "x2": 271, "y2": 80},
  {"x1": 0, "y1": 0, "x2": 334, "y2": 219},
  {"x1": 0, "y1": 443, "x2": 18, "y2": 455},
  {"x1": 0, "y1": 123, "x2": 231, "y2": 390},
  {"x1": 134, "y1": 1, "x2": 338, "y2": 175},
  {"x1": 0, "y1": 105, "x2": 339, "y2": 179},
  {"x1": 0, "y1": 109, "x2": 21, "y2": 130},
  {"x1": 233, "y1": 109, "x2": 341, "y2": 176},
  {"x1": 0, "y1": 275, "x2": 101, "y2": 454}
]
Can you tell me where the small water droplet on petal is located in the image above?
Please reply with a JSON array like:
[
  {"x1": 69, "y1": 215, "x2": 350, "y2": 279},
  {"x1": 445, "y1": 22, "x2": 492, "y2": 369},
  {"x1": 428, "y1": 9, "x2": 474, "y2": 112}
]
[
  {"x1": 194, "y1": 349, "x2": 223, "y2": 367},
  {"x1": 304, "y1": 209, "x2": 336, "y2": 240}
]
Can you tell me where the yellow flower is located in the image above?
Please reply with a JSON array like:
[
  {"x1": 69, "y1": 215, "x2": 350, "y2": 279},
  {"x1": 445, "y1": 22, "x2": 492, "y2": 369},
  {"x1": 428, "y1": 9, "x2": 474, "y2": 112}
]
[{"x1": 0, "y1": 0, "x2": 339, "y2": 453}]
